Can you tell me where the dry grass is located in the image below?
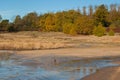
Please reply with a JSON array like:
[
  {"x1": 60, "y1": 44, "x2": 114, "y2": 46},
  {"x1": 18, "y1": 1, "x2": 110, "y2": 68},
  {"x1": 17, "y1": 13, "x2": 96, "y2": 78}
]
[
  {"x1": 0, "y1": 31, "x2": 71, "y2": 50},
  {"x1": 0, "y1": 31, "x2": 120, "y2": 50}
]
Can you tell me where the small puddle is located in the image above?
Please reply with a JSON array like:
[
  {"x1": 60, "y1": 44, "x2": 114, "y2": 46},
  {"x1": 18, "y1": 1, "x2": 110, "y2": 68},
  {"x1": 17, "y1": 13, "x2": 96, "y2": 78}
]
[{"x1": 0, "y1": 52, "x2": 120, "y2": 80}]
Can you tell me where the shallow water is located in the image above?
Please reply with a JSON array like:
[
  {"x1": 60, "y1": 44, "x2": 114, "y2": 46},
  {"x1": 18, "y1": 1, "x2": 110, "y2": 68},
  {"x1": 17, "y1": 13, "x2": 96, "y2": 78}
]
[{"x1": 0, "y1": 53, "x2": 120, "y2": 80}]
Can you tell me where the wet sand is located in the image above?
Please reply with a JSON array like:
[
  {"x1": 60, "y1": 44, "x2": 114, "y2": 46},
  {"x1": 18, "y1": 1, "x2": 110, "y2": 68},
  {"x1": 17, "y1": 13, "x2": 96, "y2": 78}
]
[
  {"x1": 12, "y1": 47, "x2": 120, "y2": 80},
  {"x1": 82, "y1": 66, "x2": 120, "y2": 80}
]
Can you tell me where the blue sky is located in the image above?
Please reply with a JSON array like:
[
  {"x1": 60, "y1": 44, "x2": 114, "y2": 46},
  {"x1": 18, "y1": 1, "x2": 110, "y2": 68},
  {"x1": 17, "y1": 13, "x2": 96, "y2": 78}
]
[{"x1": 0, "y1": 0, "x2": 120, "y2": 21}]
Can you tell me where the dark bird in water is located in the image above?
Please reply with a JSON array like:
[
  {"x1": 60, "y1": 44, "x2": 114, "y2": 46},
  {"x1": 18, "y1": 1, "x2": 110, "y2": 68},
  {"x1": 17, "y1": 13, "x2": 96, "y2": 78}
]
[{"x1": 54, "y1": 57, "x2": 57, "y2": 65}]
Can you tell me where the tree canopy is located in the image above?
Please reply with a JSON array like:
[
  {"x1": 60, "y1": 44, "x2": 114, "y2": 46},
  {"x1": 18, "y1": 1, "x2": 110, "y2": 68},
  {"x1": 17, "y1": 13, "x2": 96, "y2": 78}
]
[{"x1": 0, "y1": 4, "x2": 120, "y2": 35}]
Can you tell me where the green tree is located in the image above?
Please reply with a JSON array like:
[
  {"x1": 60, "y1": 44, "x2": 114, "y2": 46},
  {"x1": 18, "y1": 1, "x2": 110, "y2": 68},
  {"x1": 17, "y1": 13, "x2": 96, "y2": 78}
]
[
  {"x1": 22, "y1": 12, "x2": 39, "y2": 31},
  {"x1": 0, "y1": 19, "x2": 9, "y2": 31},
  {"x1": 94, "y1": 4, "x2": 109, "y2": 27},
  {"x1": 93, "y1": 23, "x2": 106, "y2": 37},
  {"x1": 8, "y1": 23, "x2": 16, "y2": 32},
  {"x1": 13, "y1": 15, "x2": 23, "y2": 31}
]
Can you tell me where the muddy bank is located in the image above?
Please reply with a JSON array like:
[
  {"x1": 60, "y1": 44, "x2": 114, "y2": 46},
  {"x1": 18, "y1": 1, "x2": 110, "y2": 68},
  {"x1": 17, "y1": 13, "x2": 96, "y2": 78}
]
[{"x1": 82, "y1": 66, "x2": 120, "y2": 80}]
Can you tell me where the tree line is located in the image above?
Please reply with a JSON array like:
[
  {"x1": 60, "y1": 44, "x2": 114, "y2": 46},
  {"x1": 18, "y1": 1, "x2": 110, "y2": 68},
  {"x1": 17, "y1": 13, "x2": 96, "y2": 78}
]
[{"x1": 0, "y1": 4, "x2": 120, "y2": 36}]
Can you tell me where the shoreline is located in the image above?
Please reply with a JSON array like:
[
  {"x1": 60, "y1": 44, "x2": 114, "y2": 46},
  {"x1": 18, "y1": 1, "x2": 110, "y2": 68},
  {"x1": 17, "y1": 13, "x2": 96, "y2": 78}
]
[
  {"x1": 82, "y1": 66, "x2": 120, "y2": 80},
  {"x1": 14, "y1": 47, "x2": 120, "y2": 58},
  {"x1": 1, "y1": 47, "x2": 120, "y2": 80}
]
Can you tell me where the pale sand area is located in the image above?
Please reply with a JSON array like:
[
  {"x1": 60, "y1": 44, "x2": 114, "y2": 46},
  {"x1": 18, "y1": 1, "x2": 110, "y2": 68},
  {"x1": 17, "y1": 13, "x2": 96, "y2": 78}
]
[{"x1": 15, "y1": 47, "x2": 120, "y2": 59}]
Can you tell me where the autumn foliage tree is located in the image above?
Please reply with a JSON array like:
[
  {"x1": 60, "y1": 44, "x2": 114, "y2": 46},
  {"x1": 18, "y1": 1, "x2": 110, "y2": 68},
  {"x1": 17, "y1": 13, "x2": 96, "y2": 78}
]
[
  {"x1": 75, "y1": 16, "x2": 94, "y2": 35},
  {"x1": 0, "y1": 4, "x2": 120, "y2": 35},
  {"x1": 45, "y1": 13, "x2": 55, "y2": 31}
]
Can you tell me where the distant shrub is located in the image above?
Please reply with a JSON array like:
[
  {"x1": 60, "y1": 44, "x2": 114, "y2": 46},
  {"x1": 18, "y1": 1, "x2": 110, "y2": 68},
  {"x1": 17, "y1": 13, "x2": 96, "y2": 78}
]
[
  {"x1": 108, "y1": 24, "x2": 115, "y2": 36},
  {"x1": 109, "y1": 24, "x2": 116, "y2": 30},
  {"x1": 8, "y1": 26, "x2": 16, "y2": 32},
  {"x1": 108, "y1": 29, "x2": 115, "y2": 36},
  {"x1": 93, "y1": 23, "x2": 106, "y2": 37},
  {"x1": 31, "y1": 33, "x2": 38, "y2": 38},
  {"x1": 63, "y1": 23, "x2": 71, "y2": 34},
  {"x1": 69, "y1": 27, "x2": 77, "y2": 36},
  {"x1": 63, "y1": 23, "x2": 77, "y2": 35}
]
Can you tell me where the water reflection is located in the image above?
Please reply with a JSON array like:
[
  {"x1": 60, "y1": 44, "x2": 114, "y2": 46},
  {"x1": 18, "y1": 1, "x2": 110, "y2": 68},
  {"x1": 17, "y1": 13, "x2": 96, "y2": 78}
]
[
  {"x1": 0, "y1": 53, "x2": 119, "y2": 80},
  {"x1": 62, "y1": 66, "x2": 98, "y2": 80},
  {"x1": 0, "y1": 52, "x2": 13, "y2": 67},
  {"x1": 57, "y1": 58, "x2": 118, "y2": 80}
]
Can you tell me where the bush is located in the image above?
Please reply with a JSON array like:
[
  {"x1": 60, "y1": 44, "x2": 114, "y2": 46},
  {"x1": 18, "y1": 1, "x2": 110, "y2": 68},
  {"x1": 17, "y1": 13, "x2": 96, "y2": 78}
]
[
  {"x1": 8, "y1": 26, "x2": 17, "y2": 32},
  {"x1": 108, "y1": 29, "x2": 115, "y2": 36},
  {"x1": 69, "y1": 27, "x2": 77, "y2": 36},
  {"x1": 93, "y1": 23, "x2": 106, "y2": 37},
  {"x1": 63, "y1": 23, "x2": 78, "y2": 36},
  {"x1": 63, "y1": 23, "x2": 73, "y2": 34}
]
